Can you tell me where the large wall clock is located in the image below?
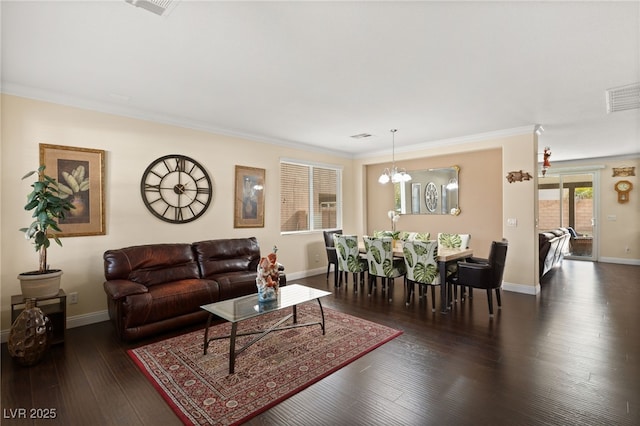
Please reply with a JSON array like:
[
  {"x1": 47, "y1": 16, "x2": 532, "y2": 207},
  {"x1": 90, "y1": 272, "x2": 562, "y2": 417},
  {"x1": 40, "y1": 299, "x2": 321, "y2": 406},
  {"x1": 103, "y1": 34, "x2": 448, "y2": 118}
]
[{"x1": 140, "y1": 154, "x2": 213, "y2": 223}]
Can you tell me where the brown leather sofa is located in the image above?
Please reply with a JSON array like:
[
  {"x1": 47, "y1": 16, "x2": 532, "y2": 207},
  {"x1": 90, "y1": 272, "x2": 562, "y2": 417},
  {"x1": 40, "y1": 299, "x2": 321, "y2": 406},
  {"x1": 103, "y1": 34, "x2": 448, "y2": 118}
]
[
  {"x1": 103, "y1": 237, "x2": 285, "y2": 341},
  {"x1": 539, "y1": 228, "x2": 571, "y2": 278}
]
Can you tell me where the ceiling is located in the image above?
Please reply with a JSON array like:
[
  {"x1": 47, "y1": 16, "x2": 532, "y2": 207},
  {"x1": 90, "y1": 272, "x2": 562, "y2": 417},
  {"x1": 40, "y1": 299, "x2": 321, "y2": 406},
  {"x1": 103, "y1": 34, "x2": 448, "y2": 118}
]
[{"x1": 2, "y1": 1, "x2": 639, "y2": 162}]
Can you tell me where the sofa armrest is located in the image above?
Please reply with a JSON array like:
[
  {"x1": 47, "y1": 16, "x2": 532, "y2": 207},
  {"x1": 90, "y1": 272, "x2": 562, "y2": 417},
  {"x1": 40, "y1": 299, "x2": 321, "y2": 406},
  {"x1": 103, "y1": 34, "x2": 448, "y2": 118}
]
[{"x1": 103, "y1": 279, "x2": 148, "y2": 301}]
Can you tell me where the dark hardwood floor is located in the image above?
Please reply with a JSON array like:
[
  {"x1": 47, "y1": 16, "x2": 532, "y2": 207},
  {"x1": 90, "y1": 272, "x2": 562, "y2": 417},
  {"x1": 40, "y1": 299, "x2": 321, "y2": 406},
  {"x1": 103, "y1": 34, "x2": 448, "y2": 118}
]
[{"x1": 2, "y1": 260, "x2": 639, "y2": 425}]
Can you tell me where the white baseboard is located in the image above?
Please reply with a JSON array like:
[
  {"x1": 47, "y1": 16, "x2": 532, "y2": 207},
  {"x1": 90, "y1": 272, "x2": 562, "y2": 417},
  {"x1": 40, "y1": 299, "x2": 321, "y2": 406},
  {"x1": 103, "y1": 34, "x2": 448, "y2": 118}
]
[
  {"x1": 502, "y1": 281, "x2": 540, "y2": 295},
  {"x1": 599, "y1": 257, "x2": 640, "y2": 266},
  {"x1": 3, "y1": 269, "x2": 552, "y2": 343},
  {"x1": 286, "y1": 267, "x2": 326, "y2": 280},
  {"x1": 67, "y1": 309, "x2": 110, "y2": 329},
  {"x1": 1, "y1": 310, "x2": 109, "y2": 344}
]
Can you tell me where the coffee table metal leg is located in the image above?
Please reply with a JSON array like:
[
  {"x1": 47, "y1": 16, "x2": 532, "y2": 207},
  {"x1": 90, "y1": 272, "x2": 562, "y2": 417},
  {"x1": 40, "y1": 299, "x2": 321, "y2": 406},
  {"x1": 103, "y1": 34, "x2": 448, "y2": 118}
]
[
  {"x1": 229, "y1": 322, "x2": 238, "y2": 374},
  {"x1": 317, "y1": 298, "x2": 326, "y2": 335},
  {"x1": 293, "y1": 304, "x2": 297, "y2": 323},
  {"x1": 203, "y1": 314, "x2": 213, "y2": 355}
]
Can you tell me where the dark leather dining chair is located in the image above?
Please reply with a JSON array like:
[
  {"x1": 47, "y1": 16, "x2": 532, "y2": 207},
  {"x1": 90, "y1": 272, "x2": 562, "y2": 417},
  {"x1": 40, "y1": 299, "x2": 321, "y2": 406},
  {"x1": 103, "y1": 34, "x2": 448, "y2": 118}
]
[
  {"x1": 323, "y1": 229, "x2": 343, "y2": 286},
  {"x1": 450, "y1": 240, "x2": 508, "y2": 317}
]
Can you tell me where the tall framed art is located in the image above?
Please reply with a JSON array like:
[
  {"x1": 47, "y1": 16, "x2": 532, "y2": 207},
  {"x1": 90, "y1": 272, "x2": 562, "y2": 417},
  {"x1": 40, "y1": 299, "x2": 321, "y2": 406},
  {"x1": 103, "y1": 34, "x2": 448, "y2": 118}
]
[
  {"x1": 234, "y1": 165, "x2": 265, "y2": 228},
  {"x1": 39, "y1": 144, "x2": 106, "y2": 237}
]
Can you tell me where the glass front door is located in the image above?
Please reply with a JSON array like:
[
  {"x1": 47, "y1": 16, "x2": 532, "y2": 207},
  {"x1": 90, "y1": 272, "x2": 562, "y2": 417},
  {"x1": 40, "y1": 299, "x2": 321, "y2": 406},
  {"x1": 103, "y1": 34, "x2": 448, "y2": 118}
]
[{"x1": 539, "y1": 172, "x2": 596, "y2": 260}]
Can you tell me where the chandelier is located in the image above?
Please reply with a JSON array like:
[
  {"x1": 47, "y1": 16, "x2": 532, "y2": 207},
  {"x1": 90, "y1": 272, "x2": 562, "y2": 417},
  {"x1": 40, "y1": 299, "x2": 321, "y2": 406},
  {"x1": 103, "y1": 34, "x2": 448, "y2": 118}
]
[{"x1": 378, "y1": 129, "x2": 412, "y2": 184}]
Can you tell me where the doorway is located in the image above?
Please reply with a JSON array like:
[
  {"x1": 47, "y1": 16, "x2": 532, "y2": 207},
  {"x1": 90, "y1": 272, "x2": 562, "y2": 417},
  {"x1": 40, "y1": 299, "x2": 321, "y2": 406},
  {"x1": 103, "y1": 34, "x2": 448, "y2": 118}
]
[{"x1": 538, "y1": 172, "x2": 597, "y2": 261}]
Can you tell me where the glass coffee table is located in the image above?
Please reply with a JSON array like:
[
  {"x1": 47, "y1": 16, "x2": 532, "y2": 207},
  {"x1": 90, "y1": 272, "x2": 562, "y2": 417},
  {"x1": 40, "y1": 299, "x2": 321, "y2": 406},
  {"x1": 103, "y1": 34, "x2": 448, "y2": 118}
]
[{"x1": 201, "y1": 284, "x2": 332, "y2": 374}]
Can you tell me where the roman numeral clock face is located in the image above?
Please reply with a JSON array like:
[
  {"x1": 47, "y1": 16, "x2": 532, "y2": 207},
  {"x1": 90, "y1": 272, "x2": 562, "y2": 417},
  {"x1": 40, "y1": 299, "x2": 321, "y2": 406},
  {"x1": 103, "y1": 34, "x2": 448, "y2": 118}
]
[{"x1": 140, "y1": 154, "x2": 213, "y2": 223}]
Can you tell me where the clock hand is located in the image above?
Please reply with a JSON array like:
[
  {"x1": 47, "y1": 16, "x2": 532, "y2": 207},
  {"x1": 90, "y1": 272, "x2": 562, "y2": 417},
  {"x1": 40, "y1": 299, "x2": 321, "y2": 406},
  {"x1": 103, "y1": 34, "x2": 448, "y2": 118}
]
[{"x1": 182, "y1": 192, "x2": 195, "y2": 202}]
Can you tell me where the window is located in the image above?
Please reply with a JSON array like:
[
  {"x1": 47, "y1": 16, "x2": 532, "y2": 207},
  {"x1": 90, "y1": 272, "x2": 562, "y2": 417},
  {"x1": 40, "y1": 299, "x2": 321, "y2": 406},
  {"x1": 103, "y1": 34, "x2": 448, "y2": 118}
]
[{"x1": 280, "y1": 159, "x2": 342, "y2": 233}]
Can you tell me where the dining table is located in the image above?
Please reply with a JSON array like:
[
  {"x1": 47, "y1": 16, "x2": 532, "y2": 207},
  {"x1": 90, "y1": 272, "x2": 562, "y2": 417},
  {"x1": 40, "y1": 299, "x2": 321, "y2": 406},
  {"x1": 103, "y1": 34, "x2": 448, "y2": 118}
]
[{"x1": 359, "y1": 241, "x2": 473, "y2": 313}]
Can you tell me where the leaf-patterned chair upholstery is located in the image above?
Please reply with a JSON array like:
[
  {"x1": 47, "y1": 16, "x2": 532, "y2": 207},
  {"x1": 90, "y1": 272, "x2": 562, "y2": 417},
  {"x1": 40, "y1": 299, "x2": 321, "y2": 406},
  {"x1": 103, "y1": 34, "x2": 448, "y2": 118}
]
[
  {"x1": 400, "y1": 231, "x2": 430, "y2": 242},
  {"x1": 437, "y1": 233, "x2": 471, "y2": 302},
  {"x1": 402, "y1": 240, "x2": 441, "y2": 311},
  {"x1": 363, "y1": 236, "x2": 406, "y2": 302},
  {"x1": 373, "y1": 230, "x2": 401, "y2": 240},
  {"x1": 333, "y1": 234, "x2": 368, "y2": 292},
  {"x1": 437, "y1": 233, "x2": 471, "y2": 249}
]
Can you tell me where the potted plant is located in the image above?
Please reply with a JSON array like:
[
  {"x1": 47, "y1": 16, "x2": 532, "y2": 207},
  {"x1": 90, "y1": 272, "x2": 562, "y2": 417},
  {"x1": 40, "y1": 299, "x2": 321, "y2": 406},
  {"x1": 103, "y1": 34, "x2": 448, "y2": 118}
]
[{"x1": 18, "y1": 165, "x2": 74, "y2": 298}]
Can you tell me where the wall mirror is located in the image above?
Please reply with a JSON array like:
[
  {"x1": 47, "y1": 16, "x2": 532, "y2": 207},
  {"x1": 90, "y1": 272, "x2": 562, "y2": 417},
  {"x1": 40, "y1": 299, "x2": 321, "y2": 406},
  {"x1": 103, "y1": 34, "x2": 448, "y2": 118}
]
[{"x1": 395, "y1": 166, "x2": 460, "y2": 215}]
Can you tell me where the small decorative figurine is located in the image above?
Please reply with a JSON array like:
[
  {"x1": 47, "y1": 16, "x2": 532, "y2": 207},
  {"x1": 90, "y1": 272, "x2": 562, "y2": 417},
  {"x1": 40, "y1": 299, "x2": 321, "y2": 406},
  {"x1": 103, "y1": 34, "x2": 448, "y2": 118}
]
[{"x1": 256, "y1": 246, "x2": 280, "y2": 302}]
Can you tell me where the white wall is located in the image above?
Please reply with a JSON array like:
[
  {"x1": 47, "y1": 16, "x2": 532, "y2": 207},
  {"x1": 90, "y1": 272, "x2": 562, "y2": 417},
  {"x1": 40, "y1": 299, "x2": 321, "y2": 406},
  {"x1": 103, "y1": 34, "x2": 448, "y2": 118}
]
[
  {"x1": 355, "y1": 129, "x2": 541, "y2": 294},
  {"x1": 2, "y1": 95, "x2": 637, "y2": 337},
  {"x1": 0, "y1": 95, "x2": 354, "y2": 331}
]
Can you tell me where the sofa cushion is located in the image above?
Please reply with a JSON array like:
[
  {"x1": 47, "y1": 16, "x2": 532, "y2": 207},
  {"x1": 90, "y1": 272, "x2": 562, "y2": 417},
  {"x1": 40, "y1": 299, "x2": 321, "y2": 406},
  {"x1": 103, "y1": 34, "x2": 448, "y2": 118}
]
[
  {"x1": 193, "y1": 237, "x2": 260, "y2": 279},
  {"x1": 214, "y1": 271, "x2": 260, "y2": 300},
  {"x1": 104, "y1": 243, "x2": 200, "y2": 286},
  {"x1": 136, "y1": 279, "x2": 219, "y2": 325}
]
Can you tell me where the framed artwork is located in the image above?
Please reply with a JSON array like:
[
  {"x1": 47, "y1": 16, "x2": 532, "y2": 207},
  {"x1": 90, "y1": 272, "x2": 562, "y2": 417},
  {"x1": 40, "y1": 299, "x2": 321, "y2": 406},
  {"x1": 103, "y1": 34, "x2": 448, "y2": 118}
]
[
  {"x1": 234, "y1": 165, "x2": 265, "y2": 228},
  {"x1": 39, "y1": 144, "x2": 106, "y2": 237}
]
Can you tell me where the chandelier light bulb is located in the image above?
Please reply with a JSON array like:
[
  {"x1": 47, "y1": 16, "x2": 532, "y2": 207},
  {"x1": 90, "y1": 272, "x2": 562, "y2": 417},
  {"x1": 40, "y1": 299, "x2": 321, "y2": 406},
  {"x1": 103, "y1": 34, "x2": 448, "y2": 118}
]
[{"x1": 379, "y1": 129, "x2": 411, "y2": 184}]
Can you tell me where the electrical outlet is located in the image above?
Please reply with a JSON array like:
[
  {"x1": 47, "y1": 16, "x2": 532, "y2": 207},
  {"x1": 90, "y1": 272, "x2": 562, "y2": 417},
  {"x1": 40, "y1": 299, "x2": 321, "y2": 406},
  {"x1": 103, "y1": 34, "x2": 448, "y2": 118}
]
[
  {"x1": 69, "y1": 292, "x2": 78, "y2": 304},
  {"x1": 315, "y1": 254, "x2": 320, "y2": 263}
]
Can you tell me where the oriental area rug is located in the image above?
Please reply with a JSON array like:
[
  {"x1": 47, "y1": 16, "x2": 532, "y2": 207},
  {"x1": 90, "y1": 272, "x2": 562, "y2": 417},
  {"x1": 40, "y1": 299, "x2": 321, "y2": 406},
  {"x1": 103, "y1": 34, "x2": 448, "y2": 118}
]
[{"x1": 128, "y1": 303, "x2": 402, "y2": 426}]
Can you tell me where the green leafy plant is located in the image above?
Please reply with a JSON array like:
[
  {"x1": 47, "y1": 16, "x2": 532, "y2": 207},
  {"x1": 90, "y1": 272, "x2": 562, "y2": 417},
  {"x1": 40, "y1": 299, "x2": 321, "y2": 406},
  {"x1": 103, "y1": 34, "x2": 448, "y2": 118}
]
[{"x1": 20, "y1": 165, "x2": 74, "y2": 273}]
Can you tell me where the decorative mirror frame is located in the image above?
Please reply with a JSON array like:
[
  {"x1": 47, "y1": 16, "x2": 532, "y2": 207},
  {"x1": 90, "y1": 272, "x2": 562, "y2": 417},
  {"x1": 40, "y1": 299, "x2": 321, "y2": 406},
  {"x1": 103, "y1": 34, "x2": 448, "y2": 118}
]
[{"x1": 396, "y1": 165, "x2": 460, "y2": 216}]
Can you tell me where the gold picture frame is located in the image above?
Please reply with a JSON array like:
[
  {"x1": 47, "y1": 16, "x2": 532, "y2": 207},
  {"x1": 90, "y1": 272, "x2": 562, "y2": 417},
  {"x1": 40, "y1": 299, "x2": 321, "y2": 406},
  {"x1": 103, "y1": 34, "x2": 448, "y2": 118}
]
[
  {"x1": 234, "y1": 165, "x2": 265, "y2": 228},
  {"x1": 39, "y1": 144, "x2": 106, "y2": 237}
]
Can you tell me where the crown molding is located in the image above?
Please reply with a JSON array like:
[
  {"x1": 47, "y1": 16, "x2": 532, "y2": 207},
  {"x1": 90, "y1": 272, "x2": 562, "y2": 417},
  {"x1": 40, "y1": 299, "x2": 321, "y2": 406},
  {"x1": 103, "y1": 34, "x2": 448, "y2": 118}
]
[
  {"x1": 355, "y1": 125, "x2": 537, "y2": 160},
  {"x1": 1, "y1": 83, "x2": 354, "y2": 158}
]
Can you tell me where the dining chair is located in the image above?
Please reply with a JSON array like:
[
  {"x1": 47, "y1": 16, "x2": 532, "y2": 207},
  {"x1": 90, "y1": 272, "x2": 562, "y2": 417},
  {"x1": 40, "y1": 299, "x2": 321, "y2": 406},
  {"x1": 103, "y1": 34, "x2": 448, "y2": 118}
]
[
  {"x1": 437, "y1": 232, "x2": 471, "y2": 249},
  {"x1": 333, "y1": 234, "x2": 368, "y2": 293},
  {"x1": 401, "y1": 231, "x2": 430, "y2": 241},
  {"x1": 374, "y1": 230, "x2": 401, "y2": 240},
  {"x1": 452, "y1": 237, "x2": 507, "y2": 302},
  {"x1": 449, "y1": 240, "x2": 508, "y2": 317},
  {"x1": 402, "y1": 239, "x2": 441, "y2": 312},
  {"x1": 363, "y1": 236, "x2": 406, "y2": 302},
  {"x1": 437, "y1": 232, "x2": 471, "y2": 296},
  {"x1": 323, "y1": 229, "x2": 344, "y2": 285}
]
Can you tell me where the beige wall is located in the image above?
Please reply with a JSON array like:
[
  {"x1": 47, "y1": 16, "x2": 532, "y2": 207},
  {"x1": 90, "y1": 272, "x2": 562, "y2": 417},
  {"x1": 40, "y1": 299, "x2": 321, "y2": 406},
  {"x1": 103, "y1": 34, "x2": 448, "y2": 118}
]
[
  {"x1": 364, "y1": 148, "x2": 503, "y2": 260},
  {"x1": 2, "y1": 95, "x2": 637, "y2": 336},
  {"x1": 355, "y1": 131, "x2": 541, "y2": 294},
  {"x1": 600, "y1": 157, "x2": 640, "y2": 260},
  {"x1": 0, "y1": 95, "x2": 354, "y2": 332}
]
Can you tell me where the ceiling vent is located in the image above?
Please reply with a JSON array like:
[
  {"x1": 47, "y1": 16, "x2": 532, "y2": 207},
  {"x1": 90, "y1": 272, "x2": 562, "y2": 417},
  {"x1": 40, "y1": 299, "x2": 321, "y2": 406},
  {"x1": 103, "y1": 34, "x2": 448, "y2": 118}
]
[
  {"x1": 125, "y1": 0, "x2": 180, "y2": 17},
  {"x1": 606, "y1": 83, "x2": 640, "y2": 113},
  {"x1": 350, "y1": 133, "x2": 373, "y2": 139}
]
